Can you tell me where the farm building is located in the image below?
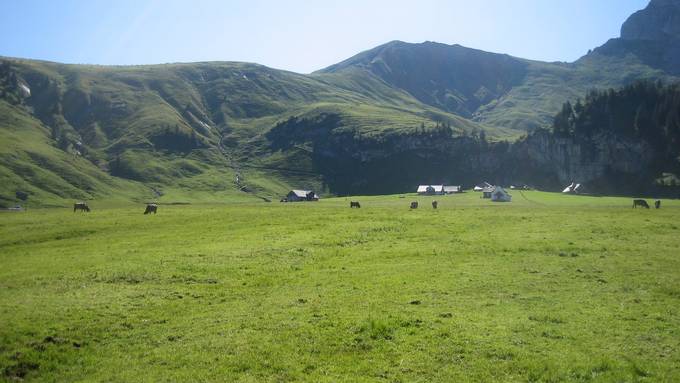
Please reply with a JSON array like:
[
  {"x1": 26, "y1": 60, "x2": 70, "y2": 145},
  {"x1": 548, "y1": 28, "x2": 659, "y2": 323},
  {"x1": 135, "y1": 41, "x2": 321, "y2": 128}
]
[
  {"x1": 443, "y1": 185, "x2": 462, "y2": 194},
  {"x1": 285, "y1": 190, "x2": 319, "y2": 202},
  {"x1": 562, "y1": 182, "x2": 582, "y2": 194},
  {"x1": 473, "y1": 182, "x2": 492, "y2": 192},
  {"x1": 417, "y1": 185, "x2": 444, "y2": 195},
  {"x1": 490, "y1": 186, "x2": 512, "y2": 202}
]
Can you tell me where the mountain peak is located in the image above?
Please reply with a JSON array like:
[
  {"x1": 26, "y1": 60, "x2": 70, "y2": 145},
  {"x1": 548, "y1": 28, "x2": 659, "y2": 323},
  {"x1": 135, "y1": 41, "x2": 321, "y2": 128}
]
[{"x1": 621, "y1": 0, "x2": 680, "y2": 41}]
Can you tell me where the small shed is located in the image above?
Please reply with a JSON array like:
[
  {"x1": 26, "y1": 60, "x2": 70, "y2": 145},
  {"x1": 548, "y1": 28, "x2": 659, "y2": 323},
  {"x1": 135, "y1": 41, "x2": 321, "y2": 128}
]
[
  {"x1": 443, "y1": 185, "x2": 462, "y2": 194},
  {"x1": 490, "y1": 186, "x2": 512, "y2": 202},
  {"x1": 482, "y1": 186, "x2": 494, "y2": 198},
  {"x1": 286, "y1": 190, "x2": 319, "y2": 202},
  {"x1": 417, "y1": 185, "x2": 444, "y2": 195}
]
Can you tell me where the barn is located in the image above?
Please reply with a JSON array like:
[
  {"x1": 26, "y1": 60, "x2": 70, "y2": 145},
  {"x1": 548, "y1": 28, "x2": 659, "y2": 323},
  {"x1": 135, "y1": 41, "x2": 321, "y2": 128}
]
[
  {"x1": 286, "y1": 190, "x2": 319, "y2": 202},
  {"x1": 443, "y1": 185, "x2": 462, "y2": 194},
  {"x1": 417, "y1": 185, "x2": 444, "y2": 195}
]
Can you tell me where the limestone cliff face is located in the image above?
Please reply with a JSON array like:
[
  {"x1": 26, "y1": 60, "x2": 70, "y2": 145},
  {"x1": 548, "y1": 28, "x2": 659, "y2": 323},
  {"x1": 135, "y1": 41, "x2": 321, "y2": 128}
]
[
  {"x1": 266, "y1": 111, "x2": 660, "y2": 194},
  {"x1": 267, "y1": 109, "x2": 665, "y2": 194},
  {"x1": 513, "y1": 130, "x2": 654, "y2": 188},
  {"x1": 621, "y1": 0, "x2": 680, "y2": 41}
]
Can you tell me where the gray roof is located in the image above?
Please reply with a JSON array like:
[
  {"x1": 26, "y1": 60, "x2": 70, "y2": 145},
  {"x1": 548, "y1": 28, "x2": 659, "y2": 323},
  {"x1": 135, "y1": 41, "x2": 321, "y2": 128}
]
[
  {"x1": 289, "y1": 190, "x2": 313, "y2": 198},
  {"x1": 417, "y1": 185, "x2": 444, "y2": 193}
]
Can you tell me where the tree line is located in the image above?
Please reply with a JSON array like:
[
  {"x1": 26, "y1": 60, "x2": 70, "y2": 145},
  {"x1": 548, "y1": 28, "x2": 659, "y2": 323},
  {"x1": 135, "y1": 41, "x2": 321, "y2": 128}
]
[{"x1": 552, "y1": 80, "x2": 680, "y2": 153}]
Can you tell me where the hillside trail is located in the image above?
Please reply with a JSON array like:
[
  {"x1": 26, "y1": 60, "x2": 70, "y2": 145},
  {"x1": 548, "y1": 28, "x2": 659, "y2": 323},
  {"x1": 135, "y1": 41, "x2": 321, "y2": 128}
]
[
  {"x1": 217, "y1": 133, "x2": 272, "y2": 202},
  {"x1": 217, "y1": 133, "x2": 321, "y2": 201}
]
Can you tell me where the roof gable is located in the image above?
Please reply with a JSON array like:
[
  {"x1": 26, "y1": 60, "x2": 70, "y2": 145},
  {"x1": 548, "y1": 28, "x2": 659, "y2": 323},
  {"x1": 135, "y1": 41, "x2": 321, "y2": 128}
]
[{"x1": 290, "y1": 190, "x2": 313, "y2": 197}]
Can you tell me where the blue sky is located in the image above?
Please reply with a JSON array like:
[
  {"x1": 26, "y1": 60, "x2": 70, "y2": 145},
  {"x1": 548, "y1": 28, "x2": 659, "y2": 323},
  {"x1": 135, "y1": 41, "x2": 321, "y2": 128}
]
[{"x1": 1, "y1": 0, "x2": 649, "y2": 73}]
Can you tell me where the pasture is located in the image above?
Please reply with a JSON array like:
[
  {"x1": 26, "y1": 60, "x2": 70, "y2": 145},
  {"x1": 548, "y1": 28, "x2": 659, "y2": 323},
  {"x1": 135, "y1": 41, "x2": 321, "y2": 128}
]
[{"x1": 1, "y1": 191, "x2": 679, "y2": 382}]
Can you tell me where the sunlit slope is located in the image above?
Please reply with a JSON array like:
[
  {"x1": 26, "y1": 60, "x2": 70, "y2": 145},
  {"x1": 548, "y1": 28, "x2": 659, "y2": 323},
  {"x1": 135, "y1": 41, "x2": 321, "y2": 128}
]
[
  {"x1": 0, "y1": 101, "x2": 150, "y2": 206},
  {"x1": 1, "y1": 58, "x2": 500, "y2": 204}
]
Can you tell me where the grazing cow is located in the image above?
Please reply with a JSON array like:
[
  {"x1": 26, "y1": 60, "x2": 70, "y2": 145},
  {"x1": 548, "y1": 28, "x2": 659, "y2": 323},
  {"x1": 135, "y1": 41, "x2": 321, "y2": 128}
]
[
  {"x1": 73, "y1": 202, "x2": 90, "y2": 212},
  {"x1": 410, "y1": 201, "x2": 418, "y2": 209},
  {"x1": 633, "y1": 199, "x2": 650, "y2": 209},
  {"x1": 350, "y1": 201, "x2": 361, "y2": 208},
  {"x1": 432, "y1": 200, "x2": 438, "y2": 209},
  {"x1": 655, "y1": 200, "x2": 661, "y2": 209},
  {"x1": 144, "y1": 204, "x2": 158, "y2": 214}
]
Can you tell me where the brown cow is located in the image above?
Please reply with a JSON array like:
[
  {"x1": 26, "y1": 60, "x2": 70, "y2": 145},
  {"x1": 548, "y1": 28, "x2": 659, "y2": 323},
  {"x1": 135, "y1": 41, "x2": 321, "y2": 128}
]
[
  {"x1": 350, "y1": 201, "x2": 361, "y2": 208},
  {"x1": 144, "y1": 204, "x2": 158, "y2": 214},
  {"x1": 633, "y1": 199, "x2": 650, "y2": 209},
  {"x1": 410, "y1": 201, "x2": 418, "y2": 209},
  {"x1": 73, "y1": 202, "x2": 90, "y2": 212},
  {"x1": 432, "y1": 201, "x2": 438, "y2": 209}
]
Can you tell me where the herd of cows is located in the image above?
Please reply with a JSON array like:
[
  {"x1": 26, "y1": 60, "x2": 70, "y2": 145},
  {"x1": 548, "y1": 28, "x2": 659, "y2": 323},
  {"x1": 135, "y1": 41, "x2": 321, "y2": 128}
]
[
  {"x1": 350, "y1": 200, "x2": 439, "y2": 209},
  {"x1": 73, "y1": 202, "x2": 158, "y2": 214},
  {"x1": 69, "y1": 198, "x2": 662, "y2": 214}
]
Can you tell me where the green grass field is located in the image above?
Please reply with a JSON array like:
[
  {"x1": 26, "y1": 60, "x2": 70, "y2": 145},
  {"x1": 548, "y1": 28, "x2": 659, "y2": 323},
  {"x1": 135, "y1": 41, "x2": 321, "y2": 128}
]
[{"x1": 1, "y1": 191, "x2": 679, "y2": 382}]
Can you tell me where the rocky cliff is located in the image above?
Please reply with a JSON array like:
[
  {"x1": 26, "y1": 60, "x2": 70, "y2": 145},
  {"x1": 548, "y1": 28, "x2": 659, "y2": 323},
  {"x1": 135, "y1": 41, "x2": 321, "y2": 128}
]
[
  {"x1": 265, "y1": 109, "x2": 668, "y2": 196},
  {"x1": 593, "y1": 0, "x2": 680, "y2": 75},
  {"x1": 621, "y1": 0, "x2": 680, "y2": 41},
  {"x1": 512, "y1": 130, "x2": 655, "y2": 192}
]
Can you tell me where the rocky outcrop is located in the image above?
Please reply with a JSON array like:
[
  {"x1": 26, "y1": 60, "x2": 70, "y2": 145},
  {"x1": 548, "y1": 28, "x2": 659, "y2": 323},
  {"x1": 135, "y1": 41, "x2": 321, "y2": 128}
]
[
  {"x1": 513, "y1": 130, "x2": 654, "y2": 190},
  {"x1": 265, "y1": 111, "x2": 663, "y2": 194},
  {"x1": 621, "y1": 0, "x2": 680, "y2": 41},
  {"x1": 592, "y1": 0, "x2": 680, "y2": 75}
]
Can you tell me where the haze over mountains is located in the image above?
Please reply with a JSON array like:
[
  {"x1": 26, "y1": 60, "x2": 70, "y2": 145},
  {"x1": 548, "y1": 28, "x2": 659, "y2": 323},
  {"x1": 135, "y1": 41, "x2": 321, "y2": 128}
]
[{"x1": 1, "y1": 0, "x2": 679, "y2": 205}]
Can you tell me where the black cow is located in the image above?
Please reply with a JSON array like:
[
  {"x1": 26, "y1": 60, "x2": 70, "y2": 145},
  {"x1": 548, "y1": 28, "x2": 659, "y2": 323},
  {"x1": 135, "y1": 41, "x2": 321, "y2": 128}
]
[
  {"x1": 410, "y1": 201, "x2": 418, "y2": 209},
  {"x1": 633, "y1": 199, "x2": 650, "y2": 209},
  {"x1": 655, "y1": 200, "x2": 661, "y2": 209},
  {"x1": 144, "y1": 204, "x2": 158, "y2": 214},
  {"x1": 350, "y1": 201, "x2": 361, "y2": 208},
  {"x1": 432, "y1": 200, "x2": 438, "y2": 209},
  {"x1": 73, "y1": 202, "x2": 90, "y2": 212}
]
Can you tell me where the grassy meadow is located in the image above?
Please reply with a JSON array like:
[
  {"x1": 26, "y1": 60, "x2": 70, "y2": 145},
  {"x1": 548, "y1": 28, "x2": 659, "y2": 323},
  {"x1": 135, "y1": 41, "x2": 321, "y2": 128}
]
[{"x1": 1, "y1": 191, "x2": 679, "y2": 382}]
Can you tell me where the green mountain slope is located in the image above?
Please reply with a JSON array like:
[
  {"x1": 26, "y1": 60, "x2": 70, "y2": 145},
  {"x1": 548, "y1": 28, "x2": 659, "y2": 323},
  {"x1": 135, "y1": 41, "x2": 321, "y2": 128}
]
[
  {"x1": 319, "y1": 41, "x2": 529, "y2": 119},
  {"x1": 1, "y1": 0, "x2": 679, "y2": 203},
  {"x1": 0, "y1": 100, "x2": 150, "y2": 207},
  {"x1": 0, "y1": 57, "x2": 498, "y2": 205}
]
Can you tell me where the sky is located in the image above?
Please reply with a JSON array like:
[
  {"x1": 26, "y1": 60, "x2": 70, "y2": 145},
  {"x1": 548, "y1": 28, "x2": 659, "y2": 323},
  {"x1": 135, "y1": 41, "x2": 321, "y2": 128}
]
[{"x1": 0, "y1": 0, "x2": 649, "y2": 74}]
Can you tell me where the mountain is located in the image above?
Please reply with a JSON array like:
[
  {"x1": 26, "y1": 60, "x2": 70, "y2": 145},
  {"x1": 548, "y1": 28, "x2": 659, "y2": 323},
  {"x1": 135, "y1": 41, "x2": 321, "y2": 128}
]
[
  {"x1": 320, "y1": 19, "x2": 676, "y2": 132},
  {"x1": 1, "y1": 1, "x2": 679, "y2": 205},
  {"x1": 0, "y1": 58, "x2": 489, "y2": 205},
  {"x1": 621, "y1": 0, "x2": 680, "y2": 41},
  {"x1": 590, "y1": 0, "x2": 680, "y2": 75},
  {"x1": 320, "y1": 41, "x2": 529, "y2": 119}
]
